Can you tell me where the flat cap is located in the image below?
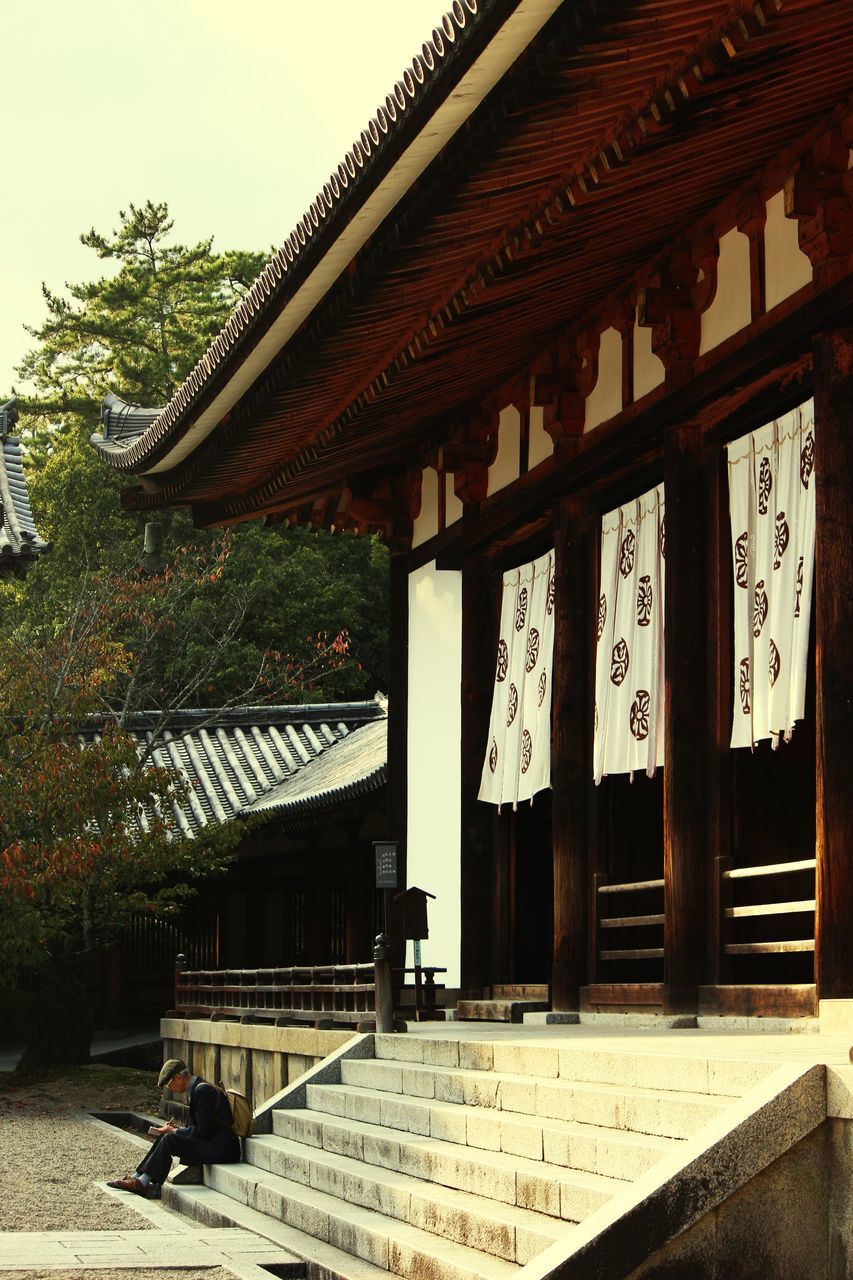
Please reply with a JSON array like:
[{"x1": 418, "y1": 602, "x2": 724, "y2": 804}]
[{"x1": 157, "y1": 1058, "x2": 188, "y2": 1089}]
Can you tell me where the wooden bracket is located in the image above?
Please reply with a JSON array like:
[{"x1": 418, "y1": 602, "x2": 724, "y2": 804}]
[
  {"x1": 785, "y1": 126, "x2": 853, "y2": 289},
  {"x1": 533, "y1": 331, "x2": 600, "y2": 443},
  {"x1": 447, "y1": 408, "x2": 499, "y2": 505}
]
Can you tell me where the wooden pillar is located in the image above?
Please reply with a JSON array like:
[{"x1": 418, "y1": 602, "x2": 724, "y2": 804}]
[
  {"x1": 459, "y1": 562, "x2": 495, "y2": 997},
  {"x1": 812, "y1": 330, "x2": 853, "y2": 1001},
  {"x1": 386, "y1": 551, "x2": 409, "y2": 969},
  {"x1": 663, "y1": 426, "x2": 707, "y2": 1013},
  {"x1": 551, "y1": 498, "x2": 592, "y2": 1010},
  {"x1": 705, "y1": 443, "x2": 732, "y2": 986}
]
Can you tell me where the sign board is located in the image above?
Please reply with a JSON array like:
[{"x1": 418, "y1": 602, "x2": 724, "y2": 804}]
[{"x1": 374, "y1": 841, "x2": 398, "y2": 889}]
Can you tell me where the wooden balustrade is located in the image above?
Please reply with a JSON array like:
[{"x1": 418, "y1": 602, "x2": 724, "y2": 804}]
[{"x1": 170, "y1": 958, "x2": 447, "y2": 1028}]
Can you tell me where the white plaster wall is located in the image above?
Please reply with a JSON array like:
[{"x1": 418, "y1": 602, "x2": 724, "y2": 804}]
[
  {"x1": 634, "y1": 306, "x2": 665, "y2": 399},
  {"x1": 446, "y1": 471, "x2": 463, "y2": 526},
  {"x1": 407, "y1": 561, "x2": 462, "y2": 987},
  {"x1": 411, "y1": 466, "x2": 439, "y2": 549},
  {"x1": 527, "y1": 404, "x2": 553, "y2": 469},
  {"x1": 584, "y1": 327, "x2": 623, "y2": 430},
  {"x1": 764, "y1": 189, "x2": 812, "y2": 311},
  {"x1": 700, "y1": 227, "x2": 752, "y2": 355},
  {"x1": 487, "y1": 405, "x2": 521, "y2": 496}
]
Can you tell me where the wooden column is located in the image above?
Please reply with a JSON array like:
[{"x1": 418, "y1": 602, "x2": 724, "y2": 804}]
[
  {"x1": 459, "y1": 561, "x2": 496, "y2": 997},
  {"x1": 386, "y1": 551, "x2": 409, "y2": 968},
  {"x1": 812, "y1": 330, "x2": 853, "y2": 1001},
  {"x1": 551, "y1": 498, "x2": 591, "y2": 1010},
  {"x1": 663, "y1": 426, "x2": 707, "y2": 1013}
]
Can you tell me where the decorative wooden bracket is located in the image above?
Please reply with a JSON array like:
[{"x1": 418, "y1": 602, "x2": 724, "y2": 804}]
[
  {"x1": 637, "y1": 249, "x2": 701, "y2": 387},
  {"x1": 389, "y1": 470, "x2": 422, "y2": 551},
  {"x1": 532, "y1": 330, "x2": 600, "y2": 443},
  {"x1": 444, "y1": 408, "x2": 499, "y2": 506},
  {"x1": 785, "y1": 125, "x2": 853, "y2": 289}
]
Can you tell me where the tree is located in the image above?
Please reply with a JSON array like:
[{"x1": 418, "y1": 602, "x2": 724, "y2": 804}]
[
  {"x1": 18, "y1": 200, "x2": 265, "y2": 415},
  {"x1": 0, "y1": 582, "x2": 243, "y2": 1069},
  {"x1": 9, "y1": 201, "x2": 389, "y2": 702}
]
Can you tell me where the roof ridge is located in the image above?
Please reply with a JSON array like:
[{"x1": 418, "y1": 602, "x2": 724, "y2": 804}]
[{"x1": 92, "y1": 0, "x2": 499, "y2": 465}]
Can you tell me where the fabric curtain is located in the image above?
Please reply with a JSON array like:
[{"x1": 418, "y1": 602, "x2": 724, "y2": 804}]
[
  {"x1": 478, "y1": 549, "x2": 555, "y2": 808},
  {"x1": 727, "y1": 400, "x2": 815, "y2": 749},
  {"x1": 593, "y1": 484, "x2": 665, "y2": 783}
]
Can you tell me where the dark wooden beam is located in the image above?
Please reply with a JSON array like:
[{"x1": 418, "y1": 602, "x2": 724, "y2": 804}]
[
  {"x1": 812, "y1": 329, "x2": 853, "y2": 1003},
  {"x1": 459, "y1": 562, "x2": 496, "y2": 997},
  {"x1": 662, "y1": 426, "x2": 707, "y2": 1013},
  {"x1": 551, "y1": 498, "x2": 593, "y2": 1009},
  {"x1": 423, "y1": 274, "x2": 853, "y2": 572},
  {"x1": 386, "y1": 552, "x2": 409, "y2": 970}
]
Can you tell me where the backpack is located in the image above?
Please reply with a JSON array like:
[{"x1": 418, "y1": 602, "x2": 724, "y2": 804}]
[{"x1": 216, "y1": 1083, "x2": 255, "y2": 1137}]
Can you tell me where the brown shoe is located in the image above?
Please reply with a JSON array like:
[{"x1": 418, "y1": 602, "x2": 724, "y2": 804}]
[{"x1": 106, "y1": 1176, "x2": 149, "y2": 1195}]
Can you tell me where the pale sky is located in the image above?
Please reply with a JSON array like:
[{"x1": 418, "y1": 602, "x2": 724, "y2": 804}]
[{"x1": 0, "y1": 0, "x2": 446, "y2": 395}]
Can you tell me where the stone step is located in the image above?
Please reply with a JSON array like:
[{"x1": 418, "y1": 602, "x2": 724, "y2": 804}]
[
  {"x1": 207, "y1": 1160, "x2": 521, "y2": 1280},
  {"x1": 334, "y1": 1060, "x2": 731, "y2": 1139},
  {"x1": 162, "y1": 1181, "x2": 397, "y2": 1280},
  {"x1": 273, "y1": 1100, "x2": 676, "y2": 1181},
  {"x1": 456, "y1": 1000, "x2": 549, "y2": 1022},
  {"x1": 371, "y1": 1035, "x2": 780, "y2": 1097},
  {"x1": 245, "y1": 1132, "x2": 580, "y2": 1259},
  {"x1": 253, "y1": 1123, "x2": 619, "y2": 1226}
]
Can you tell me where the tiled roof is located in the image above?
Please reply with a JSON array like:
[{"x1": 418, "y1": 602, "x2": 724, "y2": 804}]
[
  {"x1": 97, "y1": 393, "x2": 163, "y2": 458},
  {"x1": 0, "y1": 399, "x2": 51, "y2": 575},
  {"x1": 90, "y1": 0, "x2": 498, "y2": 472},
  {"x1": 84, "y1": 698, "x2": 387, "y2": 838},
  {"x1": 87, "y1": 0, "x2": 852, "y2": 533}
]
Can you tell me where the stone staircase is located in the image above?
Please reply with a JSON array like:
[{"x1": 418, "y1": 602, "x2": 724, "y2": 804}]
[
  {"x1": 456, "y1": 984, "x2": 550, "y2": 1022},
  {"x1": 165, "y1": 1034, "x2": 783, "y2": 1280}
]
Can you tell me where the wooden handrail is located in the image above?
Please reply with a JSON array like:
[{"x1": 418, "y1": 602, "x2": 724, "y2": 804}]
[
  {"x1": 597, "y1": 878, "x2": 665, "y2": 894},
  {"x1": 722, "y1": 858, "x2": 816, "y2": 880}
]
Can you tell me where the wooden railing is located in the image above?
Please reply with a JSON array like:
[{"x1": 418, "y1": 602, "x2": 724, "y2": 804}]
[
  {"x1": 169, "y1": 955, "x2": 447, "y2": 1028},
  {"x1": 171, "y1": 960, "x2": 377, "y2": 1027},
  {"x1": 595, "y1": 874, "x2": 665, "y2": 969},
  {"x1": 717, "y1": 855, "x2": 816, "y2": 965}
]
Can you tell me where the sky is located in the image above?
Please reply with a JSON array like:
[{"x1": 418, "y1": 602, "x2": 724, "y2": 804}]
[{"x1": 0, "y1": 0, "x2": 446, "y2": 395}]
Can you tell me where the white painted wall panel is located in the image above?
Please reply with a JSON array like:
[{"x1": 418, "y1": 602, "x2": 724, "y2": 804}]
[
  {"x1": 634, "y1": 308, "x2": 665, "y2": 399},
  {"x1": 764, "y1": 189, "x2": 812, "y2": 311},
  {"x1": 411, "y1": 467, "x2": 439, "y2": 548},
  {"x1": 584, "y1": 327, "x2": 623, "y2": 430},
  {"x1": 488, "y1": 405, "x2": 521, "y2": 495},
  {"x1": 700, "y1": 228, "x2": 752, "y2": 355},
  {"x1": 407, "y1": 561, "x2": 462, "y2": 987},
  {"x1": 528, "y1": 405, "x2": 553, "y2": 469}
]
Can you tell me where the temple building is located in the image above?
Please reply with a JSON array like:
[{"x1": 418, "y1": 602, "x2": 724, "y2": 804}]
[
  {"x1": 0, "y1": 398, "x2": 50, "y2": 576},
  {"x1": 91, "y1": 0, "x2": 852, "y2": 1023}
]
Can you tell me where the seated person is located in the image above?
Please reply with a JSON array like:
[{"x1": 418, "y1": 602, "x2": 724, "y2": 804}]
[{"x1": 108, "y1": 1058, "x2": 240, "y2": 1198}]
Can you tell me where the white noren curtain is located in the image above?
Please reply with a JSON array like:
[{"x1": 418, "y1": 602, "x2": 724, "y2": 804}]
[
  {"x1": 478, "y1": 549, "x2": 555, "y2": 808},
  {"x1": 593, "y1": 483, "x2": 665, "y2": 783},
  {"x1": 727, "y1": 400, "x2": 815, "y2": 749}
]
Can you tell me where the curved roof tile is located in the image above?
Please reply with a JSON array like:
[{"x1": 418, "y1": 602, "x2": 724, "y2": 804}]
[
  {"x1": 82, "y1": 698, "x2": 386, "y2": 837},
  {"x1": 0, "y1": 399, "x2": 51, "y2": 574},
  {"x1": 90, "y1": 0, "x2": 496, "y2": 472}
]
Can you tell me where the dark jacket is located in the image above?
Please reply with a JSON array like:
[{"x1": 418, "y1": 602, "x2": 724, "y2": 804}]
[{"x1": 177, "y1": 1078, "x2": 239, "y2": 1154}]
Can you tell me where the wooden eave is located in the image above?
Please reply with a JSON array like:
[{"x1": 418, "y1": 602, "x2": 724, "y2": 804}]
[{"x1": 117, "y1": 0, "x2": 853, "y2": 528}]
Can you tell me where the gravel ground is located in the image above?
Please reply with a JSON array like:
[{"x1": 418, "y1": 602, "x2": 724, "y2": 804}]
[
  {"x1": 0, "y1": 1065, "x2": 165, "y2": 1233},
  {"x1": 0, "y1": 1065, "x2": 236, "y2": 1277}
]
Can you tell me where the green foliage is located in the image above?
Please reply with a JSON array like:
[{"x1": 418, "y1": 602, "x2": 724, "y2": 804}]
[
  {"x1": 8, "y1": 200, "x2": 389, "y2": 702},
  {"x1": 18, "y1": 200, "x2": 265, "y2": 412},
  {"x1": 0, "y1": 604, "x2": 243, "y2": 988}
]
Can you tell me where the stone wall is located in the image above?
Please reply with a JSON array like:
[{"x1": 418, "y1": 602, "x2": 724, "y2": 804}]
[
  {"x1": 623, "y1": 1066, "x2": 853, "y2": 1280},
  {"x1": 160, "y1": 1017, "x2": 354, "y2": 1111}
]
